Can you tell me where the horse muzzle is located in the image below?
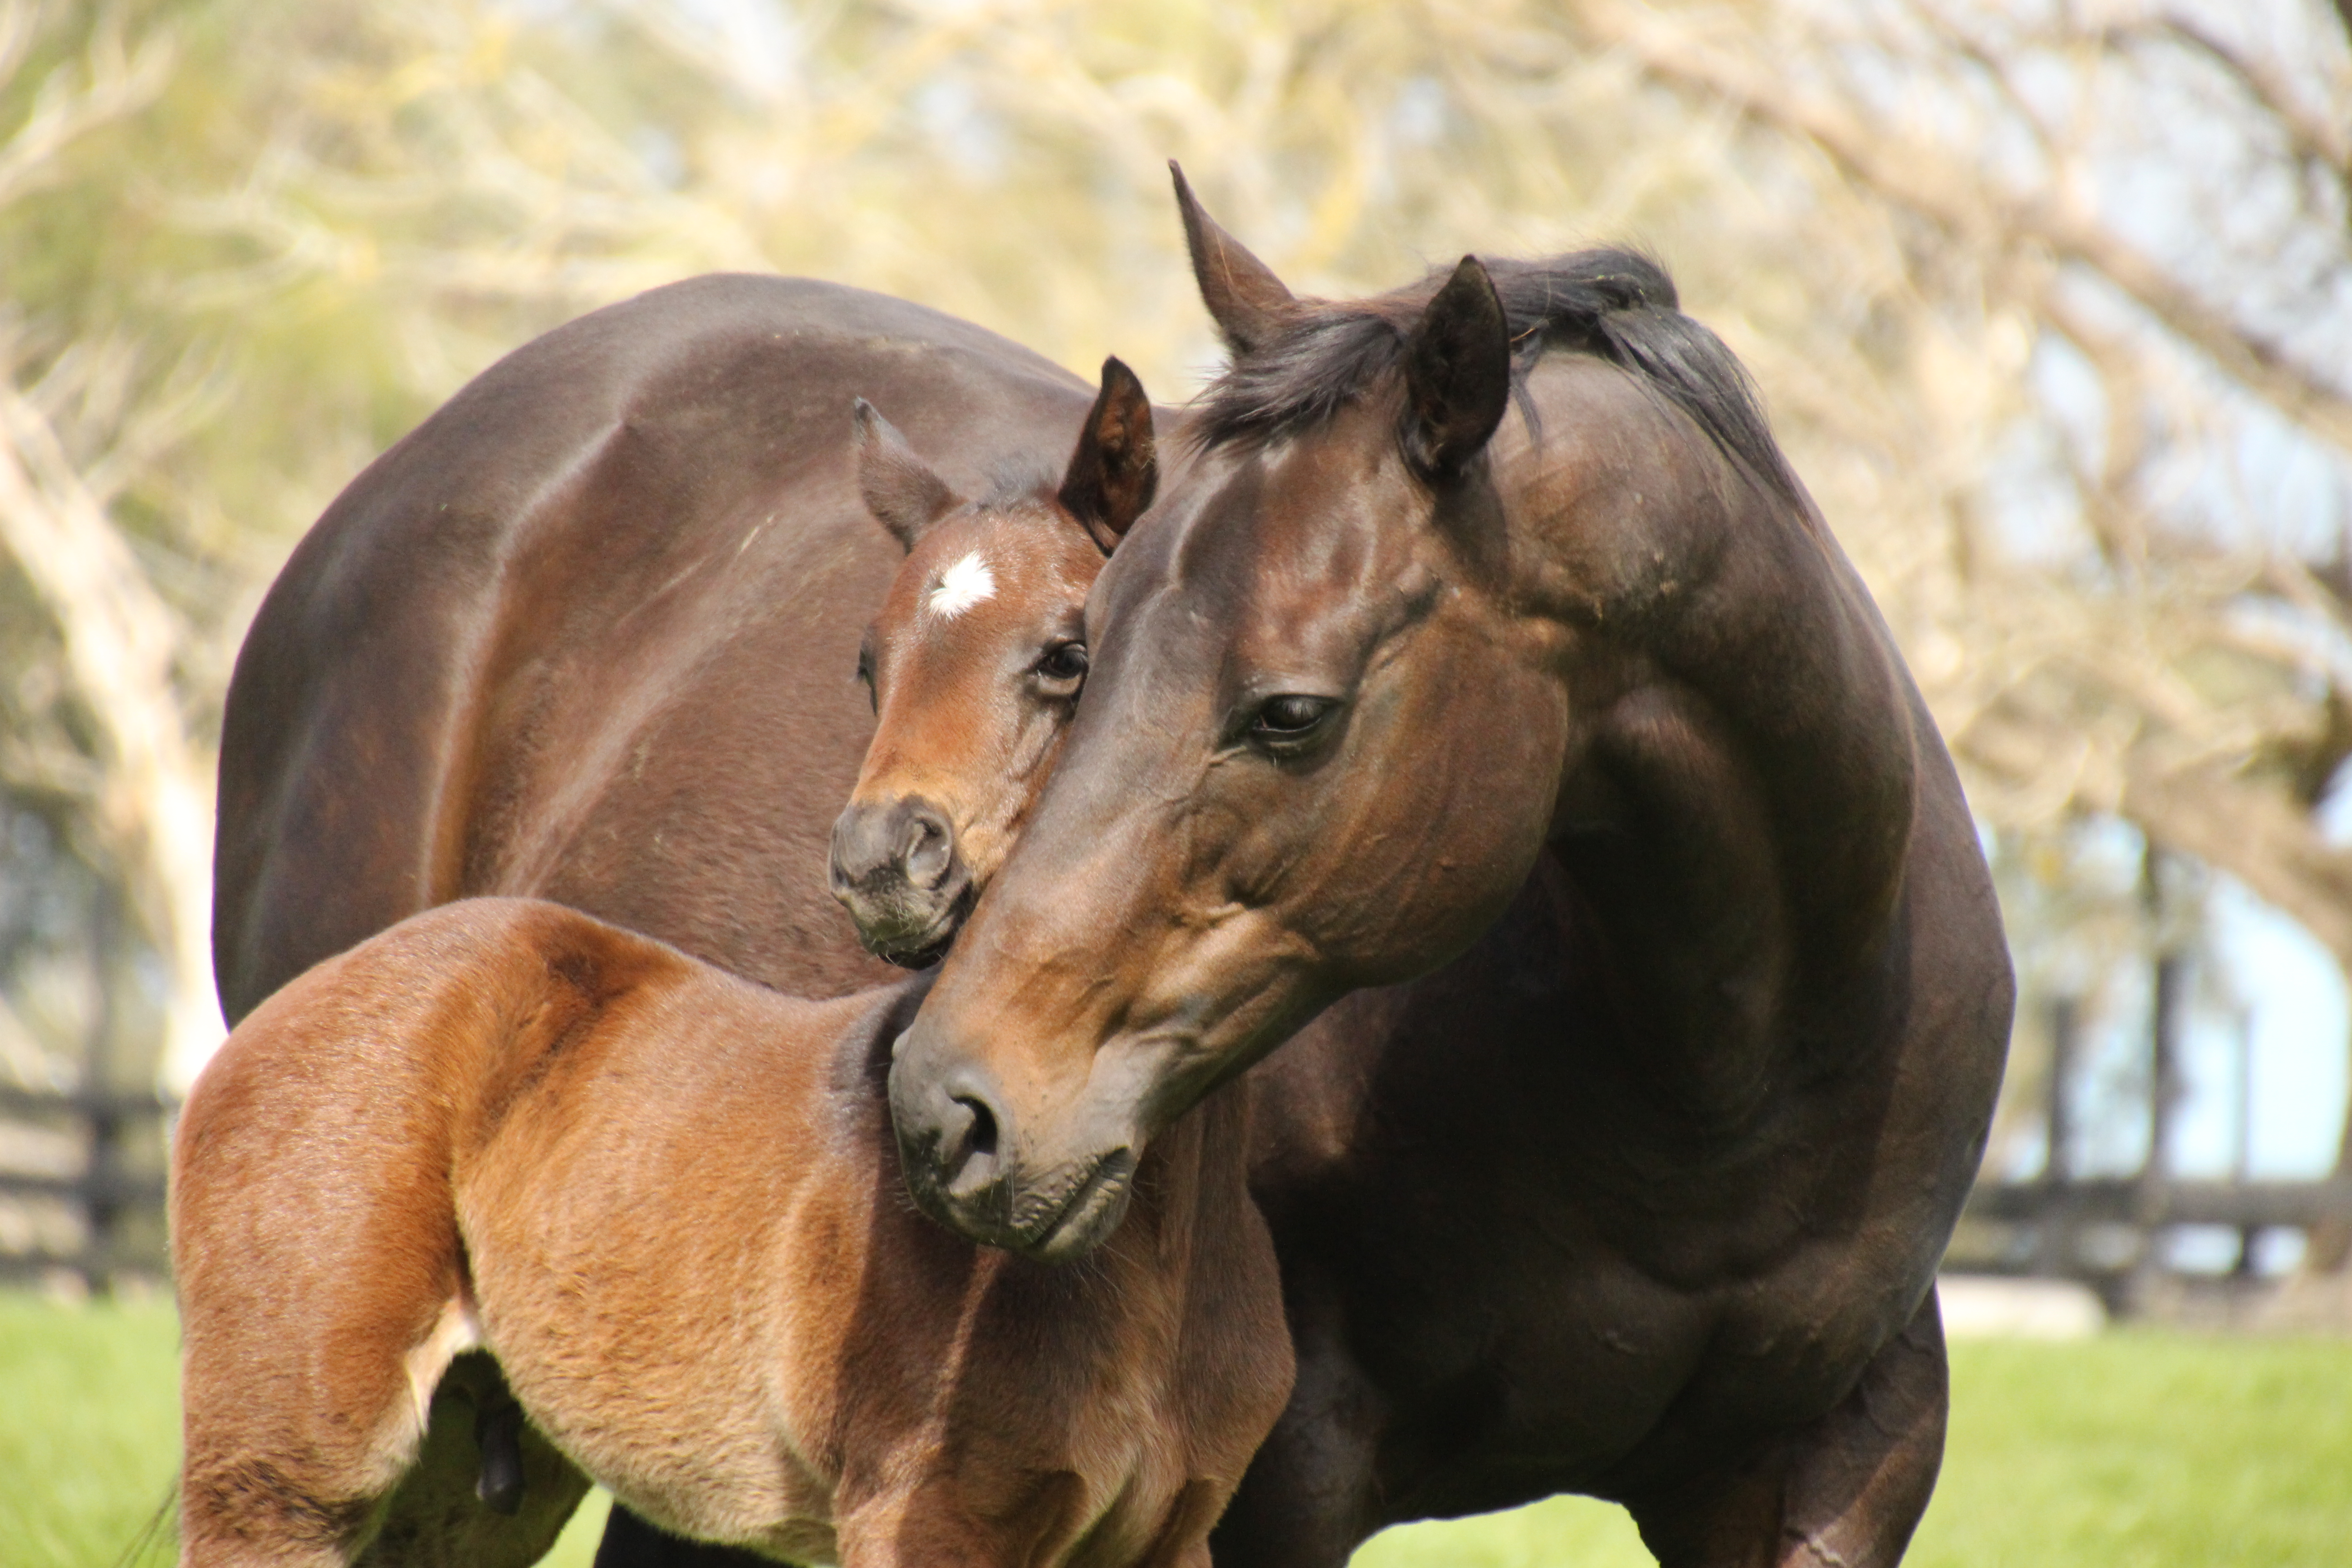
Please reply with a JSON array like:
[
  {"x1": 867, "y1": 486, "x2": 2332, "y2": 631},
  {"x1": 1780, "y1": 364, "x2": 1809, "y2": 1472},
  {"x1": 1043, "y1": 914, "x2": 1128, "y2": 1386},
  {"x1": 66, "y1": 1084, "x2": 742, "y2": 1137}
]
[
  {"x1": 886, "y1": 1033, "x2": 1139, "y2": 1261},
  {"x1": 828, "y1": 794, "x2": 976, "y2": 967}
]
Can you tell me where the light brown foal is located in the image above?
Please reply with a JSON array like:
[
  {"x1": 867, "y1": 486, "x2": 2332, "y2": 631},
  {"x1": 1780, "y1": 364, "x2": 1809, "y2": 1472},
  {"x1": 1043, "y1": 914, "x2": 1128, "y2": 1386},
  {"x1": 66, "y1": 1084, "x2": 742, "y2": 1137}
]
[{"x1": 172, "y1": 364, "x2": 1292, "y2": 1568}]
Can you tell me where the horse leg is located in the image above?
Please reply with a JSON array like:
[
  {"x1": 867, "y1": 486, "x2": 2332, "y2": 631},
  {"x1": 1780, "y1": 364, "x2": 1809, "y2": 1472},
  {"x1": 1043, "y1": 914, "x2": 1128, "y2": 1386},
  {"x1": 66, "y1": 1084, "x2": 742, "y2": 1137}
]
[
  {"x1": 1626, "y1": 1290, "x2": 1949, "y2": 1568},
  {"x1": 177, "y1": 1289, "x2": 464, "y2": 1566},
  {"x1": 592, "y1": 1509, "x2": 780, "y2": 1568}
]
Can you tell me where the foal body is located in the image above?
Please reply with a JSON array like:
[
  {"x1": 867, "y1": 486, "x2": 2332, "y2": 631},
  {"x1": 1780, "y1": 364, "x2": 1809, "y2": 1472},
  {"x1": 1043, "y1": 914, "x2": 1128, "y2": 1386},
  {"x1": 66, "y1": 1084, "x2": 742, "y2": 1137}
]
[{"x1": 172, "y1": 897, "x2": 1290, "y2": 1567}]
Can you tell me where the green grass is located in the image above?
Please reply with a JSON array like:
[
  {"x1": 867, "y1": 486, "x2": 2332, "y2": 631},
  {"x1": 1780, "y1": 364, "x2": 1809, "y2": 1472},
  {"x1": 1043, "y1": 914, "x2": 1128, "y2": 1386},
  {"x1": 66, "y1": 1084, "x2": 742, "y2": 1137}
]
[
  {"x1": 0, "y1": 1292, "x2": 180, "y2": 1567},
  {"x1": 5, "y1": 1292, "x2": 2347, "y2": 1567},
  {"x1": 1358, "y1": 1335, "x2": 2352, "y2": 1568},
  {"x1": 0, "y1": 1291, "x2": 610, "y2": 1568}
]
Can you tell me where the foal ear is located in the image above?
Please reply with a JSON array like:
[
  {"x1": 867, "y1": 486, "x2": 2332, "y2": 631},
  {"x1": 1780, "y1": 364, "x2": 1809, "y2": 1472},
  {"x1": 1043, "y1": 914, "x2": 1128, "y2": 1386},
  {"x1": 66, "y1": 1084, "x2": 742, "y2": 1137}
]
[
  {"x1": 853, "y1": 399, "x2": 963, "y2": 551},
  {"x1": 1057, "y1": 357, "x2": 1157, "y2": 552},
  {"x1": 1400, "y1": 255, "x2": 1512, "y2": 482},
  {"x1": 1170, "y1": 161, "x2": 1296, "y2": 358}
]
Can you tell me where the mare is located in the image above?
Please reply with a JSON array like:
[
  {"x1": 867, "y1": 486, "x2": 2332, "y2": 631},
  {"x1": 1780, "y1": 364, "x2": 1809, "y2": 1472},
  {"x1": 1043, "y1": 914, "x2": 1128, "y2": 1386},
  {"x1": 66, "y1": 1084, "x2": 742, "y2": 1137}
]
[
  {"x1": 887, "y1": 172, "x2": 2014, "y2": 1566},
  {"x1": 206, "y1": 280, "x2": 1163, "y2": 1567},
  {"x1": 171, "y1": 895, "x2": 1291, "y2": 1568}
]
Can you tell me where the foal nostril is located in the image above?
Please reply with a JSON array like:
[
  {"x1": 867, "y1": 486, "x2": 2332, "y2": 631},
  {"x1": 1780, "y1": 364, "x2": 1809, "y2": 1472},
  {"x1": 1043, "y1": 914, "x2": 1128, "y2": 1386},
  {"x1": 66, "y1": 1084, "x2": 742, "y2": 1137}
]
[
  {"x1": 830, "y1": 795, "x2": 958, "y2": 896},
  {"x1": 899, "y1": 803, "x2": 955, "y2": 891}
]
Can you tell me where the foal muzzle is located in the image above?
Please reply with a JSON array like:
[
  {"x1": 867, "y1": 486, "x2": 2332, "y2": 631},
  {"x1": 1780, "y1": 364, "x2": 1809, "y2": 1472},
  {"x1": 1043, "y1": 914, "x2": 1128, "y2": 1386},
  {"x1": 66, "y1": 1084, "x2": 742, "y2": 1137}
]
[{"x1": 828, "y1": 794, "x2": 975, "y2": 967}]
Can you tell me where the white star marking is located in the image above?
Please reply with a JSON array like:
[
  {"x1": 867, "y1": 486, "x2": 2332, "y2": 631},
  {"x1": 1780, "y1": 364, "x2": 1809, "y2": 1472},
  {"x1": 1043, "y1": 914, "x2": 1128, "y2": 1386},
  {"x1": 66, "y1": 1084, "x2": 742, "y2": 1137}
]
[{"x1": 929, "y1": 551, "x2": 995, "y2": 618}]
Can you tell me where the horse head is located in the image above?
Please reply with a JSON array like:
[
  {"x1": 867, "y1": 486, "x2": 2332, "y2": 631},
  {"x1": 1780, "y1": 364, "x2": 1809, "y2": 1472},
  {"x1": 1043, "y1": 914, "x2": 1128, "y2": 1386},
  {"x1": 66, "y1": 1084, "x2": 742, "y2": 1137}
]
[
  {"x1": 888, "y1": 167, "x2": 1912, "y2": 1261},
  {"x1": 827, "y1": 358, "x2": 1156, "y2": 966}
]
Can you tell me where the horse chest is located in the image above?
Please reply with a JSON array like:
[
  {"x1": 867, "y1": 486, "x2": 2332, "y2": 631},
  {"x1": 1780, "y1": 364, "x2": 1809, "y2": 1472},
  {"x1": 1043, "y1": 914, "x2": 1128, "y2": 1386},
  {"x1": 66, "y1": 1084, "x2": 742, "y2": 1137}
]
[{"x1": 1252, "y1": 891, "x2": 1916, "y2": 1511}]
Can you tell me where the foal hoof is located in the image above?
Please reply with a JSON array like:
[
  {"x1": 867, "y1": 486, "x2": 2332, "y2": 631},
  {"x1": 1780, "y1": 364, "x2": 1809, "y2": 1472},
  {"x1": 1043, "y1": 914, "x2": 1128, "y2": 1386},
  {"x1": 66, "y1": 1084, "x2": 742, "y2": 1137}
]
[{"x1": 476, "y1": 1396, "x2": 526, "y2": 1515}]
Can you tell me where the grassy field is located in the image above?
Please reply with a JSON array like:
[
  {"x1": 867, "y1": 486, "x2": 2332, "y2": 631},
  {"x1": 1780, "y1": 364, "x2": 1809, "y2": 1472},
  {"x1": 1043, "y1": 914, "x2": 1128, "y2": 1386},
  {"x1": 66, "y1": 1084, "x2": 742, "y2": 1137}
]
[{"x1": 6, "y1": 1291, "x2": 2347, "y2": 1567}]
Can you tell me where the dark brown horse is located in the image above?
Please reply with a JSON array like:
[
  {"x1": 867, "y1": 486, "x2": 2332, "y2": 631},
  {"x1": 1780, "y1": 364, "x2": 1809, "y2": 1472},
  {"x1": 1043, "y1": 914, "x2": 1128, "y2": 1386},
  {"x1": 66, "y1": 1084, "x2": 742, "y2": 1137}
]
[
  {"x1": 888, "y1": 173, "x2": 2013, "y2": 1566},
  {"x1": 215, "y1": 221, "x2": 2007, "y2": 1565},
  {"x1": 172, "y1": 896, "x2": 1291, "y2": 1567}
]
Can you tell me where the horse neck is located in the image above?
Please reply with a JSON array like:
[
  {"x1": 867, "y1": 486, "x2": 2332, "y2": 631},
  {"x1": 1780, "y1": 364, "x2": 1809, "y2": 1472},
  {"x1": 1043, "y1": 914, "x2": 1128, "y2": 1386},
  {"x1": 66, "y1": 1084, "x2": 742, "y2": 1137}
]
[{"x1": 1503, "y1": 369, "x2": 1922, "y2": 1119}]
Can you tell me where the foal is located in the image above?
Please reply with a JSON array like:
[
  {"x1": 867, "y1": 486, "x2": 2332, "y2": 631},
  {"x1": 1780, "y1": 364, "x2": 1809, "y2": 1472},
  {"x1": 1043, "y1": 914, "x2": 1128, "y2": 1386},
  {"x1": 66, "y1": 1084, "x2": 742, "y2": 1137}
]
[{"x1": 172, "y1": 365, "x2": 1290, "y2": 1568}]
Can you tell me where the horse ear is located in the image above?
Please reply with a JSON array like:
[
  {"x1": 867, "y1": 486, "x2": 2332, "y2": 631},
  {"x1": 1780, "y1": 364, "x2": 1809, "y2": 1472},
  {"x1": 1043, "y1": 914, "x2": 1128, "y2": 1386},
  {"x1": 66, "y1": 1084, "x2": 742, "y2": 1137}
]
[
  {"x1": 1057, "y1": 357, "x2": 1157, "y2": 552},
  {"x1": 1400, "y1": 255, "x2": 1512, "y2": 481},
  {"x1": 853, "y1": 399, "x2": 963, "y2": 551},
  {"x1": 1170, "y1": 162, "x2": 1296, "y2": 357}
]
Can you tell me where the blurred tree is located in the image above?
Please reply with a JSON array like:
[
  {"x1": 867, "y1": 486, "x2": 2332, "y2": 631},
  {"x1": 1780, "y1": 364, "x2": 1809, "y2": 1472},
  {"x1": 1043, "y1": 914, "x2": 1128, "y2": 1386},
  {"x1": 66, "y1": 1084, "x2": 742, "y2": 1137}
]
[{"x1": 5, "y1": 0, "x2": 2350, "y2": 1276}]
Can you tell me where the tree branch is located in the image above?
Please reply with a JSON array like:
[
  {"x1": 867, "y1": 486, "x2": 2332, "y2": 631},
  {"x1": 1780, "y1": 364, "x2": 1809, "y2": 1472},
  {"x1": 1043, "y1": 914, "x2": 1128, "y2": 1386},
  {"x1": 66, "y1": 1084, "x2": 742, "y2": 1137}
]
[
  {"x1": 1580, "y1": 0, "x2": 2352, "y2": 457},
  {"x1": 0, "y1": 379, "x2": 220, "y2": 1092}
]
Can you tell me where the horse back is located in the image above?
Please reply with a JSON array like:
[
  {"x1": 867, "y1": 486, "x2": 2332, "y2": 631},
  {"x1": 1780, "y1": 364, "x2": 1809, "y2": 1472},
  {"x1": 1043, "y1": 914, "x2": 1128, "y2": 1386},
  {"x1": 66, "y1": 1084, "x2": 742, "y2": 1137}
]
[{"x1": 213, "y1": 274, "x2": 1094, "y2": 1022}]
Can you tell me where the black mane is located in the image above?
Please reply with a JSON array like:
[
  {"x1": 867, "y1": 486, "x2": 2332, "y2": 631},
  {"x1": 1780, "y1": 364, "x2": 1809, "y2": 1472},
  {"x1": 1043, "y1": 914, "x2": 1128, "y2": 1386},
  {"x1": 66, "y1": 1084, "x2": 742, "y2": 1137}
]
[{"x1": 1191, "y1": 248, "x2": 1799, "y2": 504}]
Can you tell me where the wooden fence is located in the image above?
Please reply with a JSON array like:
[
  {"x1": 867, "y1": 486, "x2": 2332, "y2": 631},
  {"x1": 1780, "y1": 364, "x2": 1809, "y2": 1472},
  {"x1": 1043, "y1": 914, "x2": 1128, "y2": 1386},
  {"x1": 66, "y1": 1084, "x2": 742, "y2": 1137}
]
[
  {"x1": 5, "y1": 986, "x2": 2351, "y2": 1306},
  {"x1": 0, "y1": 1082, "x2": 173, "y2": 1291},
  {"x1": 1949, "y1": 984, "x2": 2352, "y2": 1308}
]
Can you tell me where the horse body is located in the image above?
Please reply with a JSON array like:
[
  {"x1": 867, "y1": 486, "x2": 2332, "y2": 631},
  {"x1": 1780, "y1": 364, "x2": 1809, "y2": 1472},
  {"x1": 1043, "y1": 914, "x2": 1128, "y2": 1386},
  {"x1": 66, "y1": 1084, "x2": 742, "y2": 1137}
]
[
  {"x1": 211, "y1": 273, "x2": 1096, "y2": 1023},
  {"x1": 826, "y1": 328, "x2": 2005, "y2": 1559},
  {"x1": 173, "y1": 897, "x2": 1293, "y2": 1568},
  {"x1": 891, "y1": 190, "x2": 2012, "y2": 1566}
]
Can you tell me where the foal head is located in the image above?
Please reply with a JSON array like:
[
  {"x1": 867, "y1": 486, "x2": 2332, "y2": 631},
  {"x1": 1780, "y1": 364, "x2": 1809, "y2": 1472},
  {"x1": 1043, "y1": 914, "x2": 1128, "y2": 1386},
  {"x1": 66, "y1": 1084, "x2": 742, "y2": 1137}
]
[{"x1": 828, "y1": 359, "x2": 1155, "y2": 966}]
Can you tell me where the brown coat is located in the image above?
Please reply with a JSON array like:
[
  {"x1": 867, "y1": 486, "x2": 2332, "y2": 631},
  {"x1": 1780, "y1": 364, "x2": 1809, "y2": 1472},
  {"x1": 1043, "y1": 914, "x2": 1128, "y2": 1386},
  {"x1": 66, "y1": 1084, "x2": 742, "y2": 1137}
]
[{"x1": 172, "y1": 897, "x2": 1293, "y2": 1568}]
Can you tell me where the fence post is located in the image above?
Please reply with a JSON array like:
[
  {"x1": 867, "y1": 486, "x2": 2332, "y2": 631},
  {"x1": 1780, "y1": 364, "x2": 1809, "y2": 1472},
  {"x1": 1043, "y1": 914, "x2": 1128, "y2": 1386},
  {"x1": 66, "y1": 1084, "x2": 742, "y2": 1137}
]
[
  {"x1": 2036, "y1": 993, "x2": 2080, "y2": 1275},
  {"x1": 82, "y1": 879, "x2": 123, "y2": 1297},
  {"x1": 2133, "y1": 845, "x2": 2186, "y2": 1302}
]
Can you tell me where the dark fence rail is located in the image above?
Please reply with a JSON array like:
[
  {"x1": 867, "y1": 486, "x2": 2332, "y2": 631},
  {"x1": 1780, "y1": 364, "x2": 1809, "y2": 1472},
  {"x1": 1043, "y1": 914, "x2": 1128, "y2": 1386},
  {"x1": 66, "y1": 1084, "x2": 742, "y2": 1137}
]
[
  {"x1": 1970, "y1": 1178, "x2": 2352, "y2": 1231},
  {"x1": 3, "y1": 1063, "x2": 2349, "y2": 1306},
  {"x1": 0, "y1": 1083, "x2": 175, "y2": 1290}
]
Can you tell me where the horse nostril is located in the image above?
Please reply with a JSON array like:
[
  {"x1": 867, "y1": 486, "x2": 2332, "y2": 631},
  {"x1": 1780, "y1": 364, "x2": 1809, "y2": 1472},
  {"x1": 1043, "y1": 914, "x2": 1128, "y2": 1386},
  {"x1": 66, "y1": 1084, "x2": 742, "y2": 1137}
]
[
  {"x1": 954, "y1": 1093, "x2": 998, "y2": 1160},
  {"x1": 938, "y1": 1084, "x2": 1003, "y2": 1201},
  {"x1": 901, "y1": 805, "x2": 955, "y2": 890}
]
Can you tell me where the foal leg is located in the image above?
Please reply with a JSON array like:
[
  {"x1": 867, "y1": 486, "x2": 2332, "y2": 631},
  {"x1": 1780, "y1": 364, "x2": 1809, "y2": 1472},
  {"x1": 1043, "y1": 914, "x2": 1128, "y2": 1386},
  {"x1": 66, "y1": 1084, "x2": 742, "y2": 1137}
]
[
  {"x1": 357, "y1": 1352, "x2": 592, "y2": 1568},
  {"x1": 177, "y1": 1287, "x2": 467, "y2": 1565},
  {"x1": 1626, "y1": 1291, "x2": 1949, "y2": 1568}
]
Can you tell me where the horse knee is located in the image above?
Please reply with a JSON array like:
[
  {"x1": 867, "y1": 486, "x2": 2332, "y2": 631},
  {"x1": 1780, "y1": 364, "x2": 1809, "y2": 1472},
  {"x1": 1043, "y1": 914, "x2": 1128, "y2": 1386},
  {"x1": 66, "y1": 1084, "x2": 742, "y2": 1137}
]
[
  {"x1": 1627, "y1": 1291, "x2": 1950, "y2": 1568},
  {"x1": 1774, "y1": 1290, "x2": 1949, "y2": 1568}
]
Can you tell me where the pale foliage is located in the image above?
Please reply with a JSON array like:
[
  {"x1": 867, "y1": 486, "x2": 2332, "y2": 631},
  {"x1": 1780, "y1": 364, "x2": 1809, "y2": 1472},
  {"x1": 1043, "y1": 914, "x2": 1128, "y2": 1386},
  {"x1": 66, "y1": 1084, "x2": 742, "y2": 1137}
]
[{"x1": 5, "y1": 0, "x2": 2349, "y2": 1182}]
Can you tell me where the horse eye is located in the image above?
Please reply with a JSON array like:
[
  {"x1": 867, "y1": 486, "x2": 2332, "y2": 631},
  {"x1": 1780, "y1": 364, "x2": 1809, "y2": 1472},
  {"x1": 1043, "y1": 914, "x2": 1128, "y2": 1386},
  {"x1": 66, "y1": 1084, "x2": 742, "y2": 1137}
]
[
  {"x1": 1036, "y1": 641, "x2": 1089, "y2": 684},
  {"x1": 1251, "y1": 695, "x2": 1337, "y2": 739}
]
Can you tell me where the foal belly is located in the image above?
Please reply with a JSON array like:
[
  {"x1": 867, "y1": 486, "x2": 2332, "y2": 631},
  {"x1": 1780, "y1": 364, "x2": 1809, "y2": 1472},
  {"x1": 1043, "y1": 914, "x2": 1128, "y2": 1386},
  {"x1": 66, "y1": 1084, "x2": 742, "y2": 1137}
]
[{"x1": 468, "y1": 1278, "x2": 844, "y2": 1556}]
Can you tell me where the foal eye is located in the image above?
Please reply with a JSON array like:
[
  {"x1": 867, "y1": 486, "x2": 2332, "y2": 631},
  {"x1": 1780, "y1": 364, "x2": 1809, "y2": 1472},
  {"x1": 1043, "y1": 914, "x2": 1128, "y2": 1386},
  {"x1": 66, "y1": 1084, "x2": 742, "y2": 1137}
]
[
  {"x1": 1250, "y1": 695, "x2": 1339, "y2": 741},
  {"x1": 1035, "y1": 642, "x2": 1089, "y2": 685}
]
